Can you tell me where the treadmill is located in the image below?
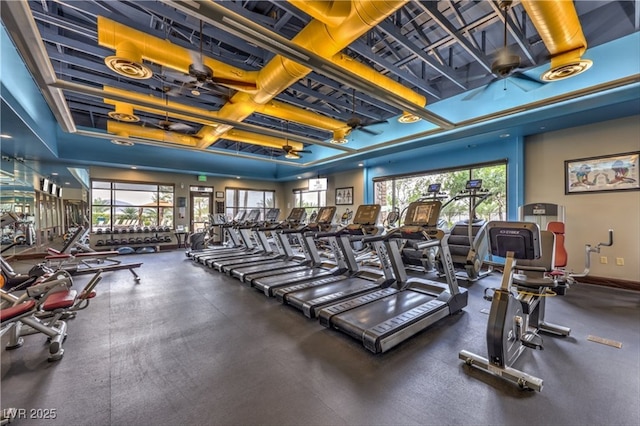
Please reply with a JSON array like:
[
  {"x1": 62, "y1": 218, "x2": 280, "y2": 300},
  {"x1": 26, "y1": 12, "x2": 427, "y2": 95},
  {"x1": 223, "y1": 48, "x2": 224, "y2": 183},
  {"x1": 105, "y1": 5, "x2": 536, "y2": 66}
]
[
  {"x1": 188, "y1": 210, "x2": 246, "y2": 260},
  {"x1": 275, "y1": 204, "x2": 399, "y2": 318},
  {"x1": 194, "y1": 209, "x2": 264, "y2": 265},
  {"x1": 212, "y1": 208, "x2": 303, "y2": 273},
  {"x1": 248, "y1": 206, "x2": 354, "y2": 296},
  {"x1": 317, "y1": 200, "x2": 468, "y2": 353},
  {"x1": 230, "y1": 208, "x2": 330, "y2": 282}
]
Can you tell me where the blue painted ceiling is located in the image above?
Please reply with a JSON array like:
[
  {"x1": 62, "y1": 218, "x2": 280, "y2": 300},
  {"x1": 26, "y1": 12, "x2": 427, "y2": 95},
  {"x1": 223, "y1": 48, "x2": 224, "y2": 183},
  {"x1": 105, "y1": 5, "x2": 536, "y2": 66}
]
[{"x1": 0, "y1": 1, "x2": 639, "y2": 189}]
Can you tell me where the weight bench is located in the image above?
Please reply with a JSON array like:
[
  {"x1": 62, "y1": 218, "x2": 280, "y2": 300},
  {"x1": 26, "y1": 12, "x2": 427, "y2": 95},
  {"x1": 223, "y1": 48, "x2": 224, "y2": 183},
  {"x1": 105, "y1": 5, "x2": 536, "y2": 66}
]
[
  {"x1": 0, "y1": 271, "x2": 102, "y2": 361},
  {"x1": 45, "y1": 249, "x2": 141, "y2": 282}
]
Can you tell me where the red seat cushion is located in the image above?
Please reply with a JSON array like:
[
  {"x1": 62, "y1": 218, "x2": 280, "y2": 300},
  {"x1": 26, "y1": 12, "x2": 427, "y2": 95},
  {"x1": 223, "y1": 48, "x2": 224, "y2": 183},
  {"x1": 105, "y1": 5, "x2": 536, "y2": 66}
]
[
  {"x1": 0, "y1": 300, "x2": 36, "y2": 322},
  {"x1": 547, "y1": 221, "x2": 568, "y2": 268},
  {"x1": 42, "y1": 290, "x2": 78, "y2": 311}
]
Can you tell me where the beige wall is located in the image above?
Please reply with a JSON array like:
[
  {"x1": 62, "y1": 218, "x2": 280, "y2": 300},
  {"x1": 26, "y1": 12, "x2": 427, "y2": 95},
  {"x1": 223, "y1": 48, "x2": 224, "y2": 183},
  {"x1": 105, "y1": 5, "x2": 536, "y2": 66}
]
[
  {"x1": 280, "y1": 169, "x2": 365, "y2": 221},
  {"x1": 524, "y1": 115, "x2": 640, "y2": 281}
]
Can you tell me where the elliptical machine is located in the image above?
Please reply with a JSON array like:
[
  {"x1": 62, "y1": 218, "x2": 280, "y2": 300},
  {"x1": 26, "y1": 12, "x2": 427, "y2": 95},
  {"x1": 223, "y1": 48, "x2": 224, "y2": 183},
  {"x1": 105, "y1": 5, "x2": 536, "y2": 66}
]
[
  {"x1": 459, "y1": 221, "x2": 570, "y2": 391},
  {"x1": 437, "y1": 179, "x2": 492, "y2": 281},
  {"x1": 399, "y1": 183, "x2": 448, "y2": 272}
]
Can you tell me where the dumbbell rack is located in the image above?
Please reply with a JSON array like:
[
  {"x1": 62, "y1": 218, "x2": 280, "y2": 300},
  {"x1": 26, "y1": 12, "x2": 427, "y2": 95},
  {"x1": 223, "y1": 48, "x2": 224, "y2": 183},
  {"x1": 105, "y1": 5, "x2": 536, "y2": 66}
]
[{"x1": 90, "y1": 226, "x2": 176, "y2": 251}]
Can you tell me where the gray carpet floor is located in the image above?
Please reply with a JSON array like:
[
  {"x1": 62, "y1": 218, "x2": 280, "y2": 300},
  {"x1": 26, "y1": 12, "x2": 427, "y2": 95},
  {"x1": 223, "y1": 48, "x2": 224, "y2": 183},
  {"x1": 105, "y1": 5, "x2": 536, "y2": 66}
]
[{"x1": 2, "y1": 250, "x2": 639, "y2": 425}]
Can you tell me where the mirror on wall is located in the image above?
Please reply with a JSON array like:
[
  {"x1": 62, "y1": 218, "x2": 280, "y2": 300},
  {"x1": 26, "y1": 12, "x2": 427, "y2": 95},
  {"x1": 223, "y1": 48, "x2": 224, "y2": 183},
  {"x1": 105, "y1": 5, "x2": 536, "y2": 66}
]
[{"x1": 1, "y1": 157, "x2": 36, "y2": 254}]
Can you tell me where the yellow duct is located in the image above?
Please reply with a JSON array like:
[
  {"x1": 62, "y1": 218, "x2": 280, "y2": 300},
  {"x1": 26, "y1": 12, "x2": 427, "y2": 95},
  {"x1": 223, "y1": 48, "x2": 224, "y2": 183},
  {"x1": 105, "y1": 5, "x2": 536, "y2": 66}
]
[
  {"x1": 521, "y1": 0, "x2": 592, "y2": 81},
  {"x1": 219, "y1": 129, "x2": 304, "y2": 151},
  {"x1": 100, "y1": 2, "x2": 423, "y2": 151},
  {"x1": 98, "y1": 16, "x2": 258, "y2": 91},
  {"x1": 104, "y1": 94, "x2": 305, "y2": 151},
  {"x1": 258, "y1": 100, "x2": 347, "y2": 132},
  {"x1": 107, "y1": 121, "x2": 200, "y2": 146},
  {"x1": 287, "y1": 1, "x2": 353, "y2": 27},
  {"x1": 331, "y1": 53, "x2": 426, "y2": 107},
  {"x1": 104, "y1": 86, "x2": 337, "y2": 134},
  {"x1": 103, "y1": 86, "x2": 220, "y2": 128},
  {"x1": 202, "y1": 0, "x2": 410, "y2": 147}
]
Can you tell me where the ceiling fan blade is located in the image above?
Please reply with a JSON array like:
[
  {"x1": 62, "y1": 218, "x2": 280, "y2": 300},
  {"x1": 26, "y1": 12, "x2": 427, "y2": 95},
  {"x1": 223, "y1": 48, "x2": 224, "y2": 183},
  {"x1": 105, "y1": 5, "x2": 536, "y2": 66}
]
[
  {"x1": 188, "y1": 49, "x2": 205, "y2": 73},
  {"x1": 359, "y1": 127, "x2": 382, "y2": 136},
  {"x1": 295, "y1": 150, "x2": 312, "y2": 154},
  {"x1": 364, "y1": 119, "x2": 388, "y2": 127},
  {"x1": 168, "y1": 122, "x2": 196, "y2": 133},
  {"x1": 462, "y1": 83, "x2": 493, "y2": 101},
  {"x1": 510, "y1": 73, "x2": 545, "y2": 91},
  {"x1": 210, "y1": 76, "x2": 258, "y2": 91}
]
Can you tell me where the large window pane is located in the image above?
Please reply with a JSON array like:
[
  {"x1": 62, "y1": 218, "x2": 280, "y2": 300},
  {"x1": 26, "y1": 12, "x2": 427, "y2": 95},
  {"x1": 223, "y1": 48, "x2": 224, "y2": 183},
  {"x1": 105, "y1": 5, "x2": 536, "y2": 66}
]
[
  {"x1": 225, "y1": 187, "x2": 276, "y2": 221},
  {"x1": 373, "y1": 163, "x2": 507, "y2": 227},
  {"x1": 91, "y1": 180, "x2": 174, "y2": 232}
]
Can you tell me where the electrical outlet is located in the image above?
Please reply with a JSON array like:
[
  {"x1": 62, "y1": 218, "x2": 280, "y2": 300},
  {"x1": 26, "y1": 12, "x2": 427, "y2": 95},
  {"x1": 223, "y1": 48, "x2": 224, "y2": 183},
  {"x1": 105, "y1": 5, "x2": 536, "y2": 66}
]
[
  {"x1": 616, "y1": 257, "x2": 624, "y2": 266},
  {"x1": 600, "y1": 256, "x2": 608, "y2": 264}
]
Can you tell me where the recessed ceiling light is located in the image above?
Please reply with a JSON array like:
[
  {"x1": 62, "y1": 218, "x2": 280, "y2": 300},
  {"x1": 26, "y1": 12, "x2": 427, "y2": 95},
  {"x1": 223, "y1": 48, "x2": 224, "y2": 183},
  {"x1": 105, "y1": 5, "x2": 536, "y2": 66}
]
[
  {"x1": 0, "y1": 134, "x2": 12, "y2": 139},
  {"x1": 236, "y1": 176, "x2": 240, "y2": 179},
  {"x1": 398, "y1": 112, "x2": 421, "y2": 124},
  {"x1": 64, "y1": 182, "x2": 70, "y2": 185},
  {"x1": 131, "y1": 166, "x2": 137, "y2": 169},
  {"x1": 499, "y1": 133, "x2": 510, "y2": 138},
  {"x1": 358, "y1": 163, "x2": 364, "y2": 167},
  {"x1": 297, "y1": 176, "x2": 301, "y2": 179},
  {"x1": 51, "y1": 172, "x2": 59, "y2": 176}
]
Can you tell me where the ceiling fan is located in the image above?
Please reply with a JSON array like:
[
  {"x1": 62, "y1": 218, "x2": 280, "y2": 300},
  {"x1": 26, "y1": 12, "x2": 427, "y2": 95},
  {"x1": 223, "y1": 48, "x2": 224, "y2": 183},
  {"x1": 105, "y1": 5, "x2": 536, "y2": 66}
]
[
  {"x1": 281, "y1": 143, "x2": 312, "y2": 159},
  {"x1": 145, "y1": 92, "x2": 198, "y2": 134},
  {"x1": 186, "y1": 21, "x2": 258, "y2": 94},
  {"x1": 463, "y1": 1, "x2": 545, "y2": 101},
  {"x1": 345, "y1": 89, "x2": 388, "y2": 136}
]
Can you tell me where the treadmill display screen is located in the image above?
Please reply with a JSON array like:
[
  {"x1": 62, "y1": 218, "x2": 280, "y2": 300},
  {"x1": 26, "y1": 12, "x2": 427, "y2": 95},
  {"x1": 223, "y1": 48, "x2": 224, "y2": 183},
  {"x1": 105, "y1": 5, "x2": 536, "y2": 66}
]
[
  {"x1": 404, "y1": 200, "x2": 442, "y2": 227},
  {"x1": 411, "y1": 205, "x2": 433, "y2": 225},
  {"x1": 288, "y1": 208, "x2": 306, "y2": 221},
  {"x1": 317, "y1": 207, "x2": 335, "y2": 223},
  {"x1": 353, "y1": 204, "x2": 381, "y2": 225}
]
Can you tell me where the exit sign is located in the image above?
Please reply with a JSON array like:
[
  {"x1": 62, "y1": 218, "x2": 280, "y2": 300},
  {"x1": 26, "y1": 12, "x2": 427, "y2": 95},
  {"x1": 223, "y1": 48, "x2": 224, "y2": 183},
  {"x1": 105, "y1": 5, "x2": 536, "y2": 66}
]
[{"x1": 198, "y1": 175, "x2": 207, "y2": 182}]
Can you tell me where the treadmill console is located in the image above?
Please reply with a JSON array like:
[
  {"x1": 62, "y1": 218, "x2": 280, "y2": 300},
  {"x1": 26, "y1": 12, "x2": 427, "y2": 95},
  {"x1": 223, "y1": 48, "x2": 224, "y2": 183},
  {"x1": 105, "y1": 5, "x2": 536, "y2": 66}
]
[
  {"x1": 286, "y1": 207, "x2": 307, "y2": 224},
  {"x1": 404, "y1": 201, "x2": 442, "y2": 227},
  {"x1": 466, "y1": 179, "x2": 482, "y2": 190},
  {"x1": 245, "y1": 209, "x2": 261, "y2": 222},
  {"x1": 343, "y1": 204, "x2": 382, "y2": 235},
  {"x1": 264, "y1": 208, "x2": 280, "y2": 222},
  {"x1": 316, "y1": 206, "x2": 336, "y2": 224},
  {"x1": 353, "y1": 204, "x2": 381, "y2": 225}
]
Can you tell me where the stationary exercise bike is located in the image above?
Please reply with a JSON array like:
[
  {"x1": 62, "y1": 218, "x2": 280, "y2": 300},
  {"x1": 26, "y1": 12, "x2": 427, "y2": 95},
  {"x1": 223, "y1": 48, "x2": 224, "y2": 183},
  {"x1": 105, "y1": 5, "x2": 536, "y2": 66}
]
[{"x1": 459, "y1": 221, "x2": 570, "y2": 392}]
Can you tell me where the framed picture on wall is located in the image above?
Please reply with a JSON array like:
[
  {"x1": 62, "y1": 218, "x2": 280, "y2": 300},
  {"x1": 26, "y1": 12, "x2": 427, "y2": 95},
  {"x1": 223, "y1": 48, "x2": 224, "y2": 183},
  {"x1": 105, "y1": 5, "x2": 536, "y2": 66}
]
[
  {"x1": 565, "y1": 151, "x2": 639, "y2": 194},
  {"x1": 335, "y1": 187, "x2": 353, "y2": 205},
  {"x1": 215, "y1": 191, "x2": 224, "y2": 198}
]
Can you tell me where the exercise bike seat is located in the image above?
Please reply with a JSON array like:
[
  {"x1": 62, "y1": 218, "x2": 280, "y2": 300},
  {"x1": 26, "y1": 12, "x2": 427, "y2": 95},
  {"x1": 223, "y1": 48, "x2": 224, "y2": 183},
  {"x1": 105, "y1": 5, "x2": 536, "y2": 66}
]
[{"x1": 513, "y1": 273, "x2": 557, "y2": 289}]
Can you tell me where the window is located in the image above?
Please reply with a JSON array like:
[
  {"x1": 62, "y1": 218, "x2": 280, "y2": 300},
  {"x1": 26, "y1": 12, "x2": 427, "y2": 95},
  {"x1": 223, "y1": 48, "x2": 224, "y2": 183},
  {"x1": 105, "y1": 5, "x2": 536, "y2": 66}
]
[
  {"x1": 91, "y1": 180, "x2": 174, "y2": 231},
  {"x1": 293, "y1": 188, "x2": 326, "y2": 218},
  {"x1": 374, "y1": 162, "x2": 507, "y2": 227},
  {"x1": 225, "y1": 188, "x2": 275, "y2": 221}
]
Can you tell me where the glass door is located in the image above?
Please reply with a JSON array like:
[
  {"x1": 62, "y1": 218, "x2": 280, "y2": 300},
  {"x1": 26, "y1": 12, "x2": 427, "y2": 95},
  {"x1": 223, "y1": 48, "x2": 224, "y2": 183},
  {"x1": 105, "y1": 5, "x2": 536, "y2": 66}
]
[{"x1": 190, "y1": 191, "x2": 213, "y2": 233}]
